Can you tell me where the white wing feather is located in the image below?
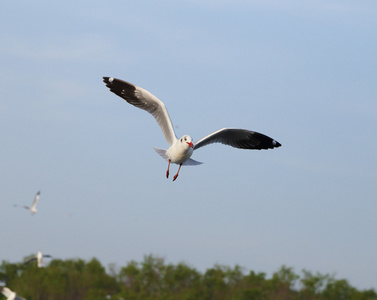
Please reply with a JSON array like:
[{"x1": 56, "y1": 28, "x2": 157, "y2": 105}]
[
  {"x1": 103, "y1": 77, "x2": 177, "y2": 146},
  {"x1": 31, "y1": 191, "x2": 40, "y2": 210}
]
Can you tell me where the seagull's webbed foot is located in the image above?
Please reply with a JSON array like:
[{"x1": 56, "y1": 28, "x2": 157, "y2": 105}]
[
  {"x1": 166, "y1": 160, "x2": 171, "y2": 179},
  {"x1": 173, "y1": 164, "x2": 182, "y2": 181}
]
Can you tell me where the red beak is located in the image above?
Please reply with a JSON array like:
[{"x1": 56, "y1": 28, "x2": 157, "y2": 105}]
[{"x1": 187, "y1": 142, "x2": 194, "y2": 148}]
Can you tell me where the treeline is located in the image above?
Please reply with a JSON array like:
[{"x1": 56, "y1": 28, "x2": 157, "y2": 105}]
[{"x1": 1, "y1": 255, "x2": 376, "y2": 300}]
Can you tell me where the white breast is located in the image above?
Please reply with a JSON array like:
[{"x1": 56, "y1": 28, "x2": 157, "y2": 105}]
[{"x1": 166, "y1": 142, "x2": 193, "y2": 164}]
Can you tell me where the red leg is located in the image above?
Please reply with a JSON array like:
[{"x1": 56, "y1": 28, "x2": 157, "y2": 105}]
[
  {"x1": 166, "y1": 160, "x2": 171, "y2": 178},
  {"x1": 173, "y1": 164, "x2": 182, "y2": 181}
]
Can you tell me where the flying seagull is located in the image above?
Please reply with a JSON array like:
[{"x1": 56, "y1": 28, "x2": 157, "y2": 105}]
[
  {"x1": 14, "y1": 191, "x2": 40, "y2": 215},
  {"x1": 24, "y1": 250, "x2": 52, "y2": 268},
  {"x1": 1, "y1": 287, "x2": 26, "y2": 300},
  {"x1": 103, "y1": 77, "x2": 281, "y2": 181}
]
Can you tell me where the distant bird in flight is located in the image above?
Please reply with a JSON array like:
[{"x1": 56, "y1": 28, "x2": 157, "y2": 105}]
[
  {"x1": 1, "y1": 287, "x2": 26, "y2": 300},
  {"x1": 14, "y1": 191, "x2": 40, "y2": 215},
  {"x1": 24, "y1": 250, "x2": 52, "y2": 268},
  {"x1": 103, "y1": 77, "x2": 281, "y2": 181}
]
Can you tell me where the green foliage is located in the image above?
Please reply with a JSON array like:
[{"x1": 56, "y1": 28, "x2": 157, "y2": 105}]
[{"x1": 0, "y1": 256, "x2": 376, "y2": 300}]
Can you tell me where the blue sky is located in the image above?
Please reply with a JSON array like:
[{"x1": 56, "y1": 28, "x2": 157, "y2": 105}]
[{"x1": 1, "y1": 0, "x2": 377, "y2": 290}]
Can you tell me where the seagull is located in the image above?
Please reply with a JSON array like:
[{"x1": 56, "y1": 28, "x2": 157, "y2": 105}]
[
  {"x1": 103, "y1": 77, "x2": 281, "y2": 181},
  {"x1": 1, "y1": 287, "x2": 25, "y2": 300},
  {"x1": 14, "y1": 191, "x2": 40, "y2": 215},
  {"x1": 24, "y1": 250, "x2": 52, "y2": 268}
]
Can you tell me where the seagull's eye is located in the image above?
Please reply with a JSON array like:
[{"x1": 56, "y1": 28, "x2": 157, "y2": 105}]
[
  {"x1": 184, "y1": 137, "x2": 187, "y2": 141},
  {"x1": 180, "y1": 138, "x2": 182, "y2": 142}
]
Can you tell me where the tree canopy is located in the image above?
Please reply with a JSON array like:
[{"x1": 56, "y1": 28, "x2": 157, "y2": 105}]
[{"x1": 1, "y1": 255, "x2": 376, "y2": 300}]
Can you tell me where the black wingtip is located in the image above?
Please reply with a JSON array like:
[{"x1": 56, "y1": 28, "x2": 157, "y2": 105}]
[
  {"x1": 103, "y1": 77, "x2": 118, "y2": 90},
  {"x1": 103, "y1": 76, "x2": 112, "y2": 85},
  {"x1": 102, "y1": 77, "x2": 137, "y2": 100},
  {"x1": 249, "y1": 131, "x2": 282, "y2": 150},
  {"x1": 273, "y1": 140, "x2": 282, "y2": 148}
]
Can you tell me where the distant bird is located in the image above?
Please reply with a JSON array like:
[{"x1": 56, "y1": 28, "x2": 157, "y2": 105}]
[
  {"x1": 1, "y1": 287, "x2": 26, "y2": 300},
  {"x1": 103, "y1": 77, "x2": 281, "y2": 181},
  {"x1": 14, "y1": 191, "x2": 40, "y2": 215},
  {"x1": 24, "y1": 250, "x2": 52, "y2": 268}
]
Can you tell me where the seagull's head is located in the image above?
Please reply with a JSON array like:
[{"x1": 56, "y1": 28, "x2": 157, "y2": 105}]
[{"x1": 180, "y1": 135, "x2": 194, "y2": 149}]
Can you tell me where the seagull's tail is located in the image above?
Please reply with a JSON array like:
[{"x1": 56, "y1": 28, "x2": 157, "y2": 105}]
[
  {"x1": 153, "y1": 147, "x2": 203, "y2": 166},
  {"x1": 183, "y1": 158, "x2": 203, "y2": 166},
  {"x1": 153, "y1": 147, "x2": 169, "y2": 161}
]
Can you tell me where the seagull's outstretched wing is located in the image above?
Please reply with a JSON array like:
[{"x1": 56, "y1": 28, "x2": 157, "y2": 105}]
[
  {"x1": 103, "y1": 77, "x2": 177, "y2": 146},
  {"x1": 1, "y1": 287, "x2": 13, "y2": 298},
  {"x1": 13, "y1": 204, "x2": 28, "y2": 209},
  {"x1": 31, "y1": 191, "x2": 40, "y2": 210},
  {"x1": 1, "y1": 287, "x2": 26, "y2": 300},
  {"x1": 24, "y1": 257, "x2": 37, "y2": 264},
  {"x1": 1, "y1": 287, "x2": 16, "y2": 299},
  {"x1": 194, "y1": 128, "x2": 281, "y2": 151}
]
